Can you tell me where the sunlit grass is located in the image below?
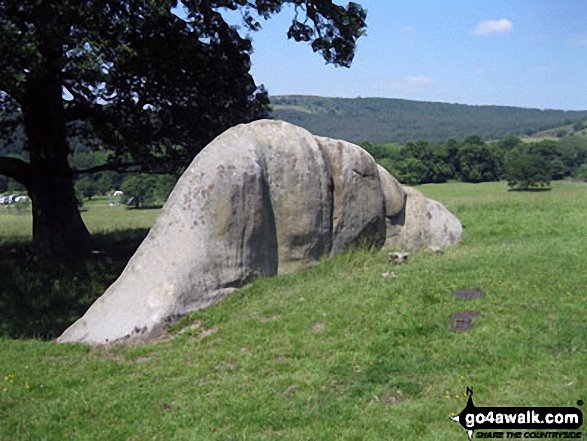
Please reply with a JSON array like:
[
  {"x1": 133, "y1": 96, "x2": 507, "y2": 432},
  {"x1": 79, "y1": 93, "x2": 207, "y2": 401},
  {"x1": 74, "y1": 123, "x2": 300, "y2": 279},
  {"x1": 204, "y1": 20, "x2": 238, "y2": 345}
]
[{"x1": 0, "y1": 181, "x2": 586, "y2": 440}]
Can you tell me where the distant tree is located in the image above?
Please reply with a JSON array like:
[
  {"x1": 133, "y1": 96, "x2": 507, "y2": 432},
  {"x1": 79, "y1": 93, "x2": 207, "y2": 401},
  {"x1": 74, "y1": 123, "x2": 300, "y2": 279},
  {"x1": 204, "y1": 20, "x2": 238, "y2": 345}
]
[
  {"x1": 506, "y1": 153, "x2": 551, "y2": 190},
  {"x1": 400, "y1": 140, "x2": 435, "y2": 163},
  {"x1": 154, "y1": 175, "x2": 178, "y2": 204},
  {"x1": 444, "y1": 138, "x2": 461, "y2": 179},
  {"x1": 396, "y1": 158, "x2": 428, "y2": 185},
  {"x1": 6, "y1": 177, "x2": 25, "y2": 192},
  {"x1": 549, "y1": 158, "x2": 568, "y2": 180},
  {"x1": 527, "y1": 140, "x2": 560, "y2": 162},
  {"x1": 496, "y1": 136, "x2": 523, "y2": 152},
  {"x1": 360, "y1": 142, "x2": 402, "y2": 163},
  {"x1": 94, "y1": 173, "x2": 117, "y2": 197},
  {"x1": 525, "y1": 128, "x2": 537, "y2": 136},
  {"x1": 121, "y1": 175, "x2": 156, "y2": 208},
  {"x1": 0, "y1": 0, "x2": 366, "y2": 259},
  {"x1": 575, "y1": 164, "x2": 587, "y2": 179},
  {"x1": 398, "y1": 140, "x2": 452, "y2": 183},
  {"x1": 457, "y1": 137, "x2": 501, "y2": 183},
  {"x1": 558, "y1": 137, "x2": 587, "y2": 176},
  {"x1": 75, "y1": 176, "x2": 96, "y2": 200}
]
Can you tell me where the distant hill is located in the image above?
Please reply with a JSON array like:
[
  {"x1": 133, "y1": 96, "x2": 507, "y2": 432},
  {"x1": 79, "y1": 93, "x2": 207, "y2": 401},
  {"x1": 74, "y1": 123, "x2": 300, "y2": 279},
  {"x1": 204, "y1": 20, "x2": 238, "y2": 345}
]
[
  {"x1": 522, "y1": 119, "x2": 587, "y2": 143},
  {"x1": 270, "y1": 95, "x2": 587, "y2": 144},
  {"x1": 3, "y1": 97, "x2": 587, "y2": 158}
]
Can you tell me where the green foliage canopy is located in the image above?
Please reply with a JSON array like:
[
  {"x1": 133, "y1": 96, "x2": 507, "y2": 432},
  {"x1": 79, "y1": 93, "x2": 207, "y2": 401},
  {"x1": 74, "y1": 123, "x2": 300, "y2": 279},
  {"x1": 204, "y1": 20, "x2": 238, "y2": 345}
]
[
  {"x1": 505, "y1": 152, "x2": 551, "y2": 190},
  {"x1": 0, "y1": 0, "x2": 367, "y2": 259}
]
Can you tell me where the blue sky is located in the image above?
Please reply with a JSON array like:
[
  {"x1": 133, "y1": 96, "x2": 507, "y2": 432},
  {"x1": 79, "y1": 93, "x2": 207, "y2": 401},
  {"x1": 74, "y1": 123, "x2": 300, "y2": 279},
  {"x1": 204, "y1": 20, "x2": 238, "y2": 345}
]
[{"x1": 223, "y1": 0, "x2": 587, "y2": 110}]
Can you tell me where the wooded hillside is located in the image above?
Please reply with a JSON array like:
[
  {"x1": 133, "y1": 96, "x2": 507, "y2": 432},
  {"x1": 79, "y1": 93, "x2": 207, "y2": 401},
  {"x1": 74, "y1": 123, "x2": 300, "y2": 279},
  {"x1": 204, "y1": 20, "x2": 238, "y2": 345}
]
[{"x1": 270, "y1": 95, "x2": 587, "y2": 144}]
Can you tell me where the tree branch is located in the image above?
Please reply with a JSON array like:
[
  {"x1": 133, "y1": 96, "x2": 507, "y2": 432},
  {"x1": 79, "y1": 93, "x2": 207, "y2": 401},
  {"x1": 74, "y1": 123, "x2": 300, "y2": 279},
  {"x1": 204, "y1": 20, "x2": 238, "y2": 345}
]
[
  {"x1": 74, "y1": 162, "x2": 176, "y2": 175},
  {"x1": 0, "y1": 156, "x2": 33, "y2": 188},
  {"x1": 74, "y1": 162, "x2": 139, "y2": 175}
]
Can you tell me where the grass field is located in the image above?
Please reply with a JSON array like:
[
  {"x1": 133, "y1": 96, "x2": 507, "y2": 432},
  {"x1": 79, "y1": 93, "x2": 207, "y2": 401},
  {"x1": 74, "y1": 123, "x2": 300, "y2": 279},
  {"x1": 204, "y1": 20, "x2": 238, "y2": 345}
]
[{"x1": 1, "y1": 181, "x2": 586, "y2": 440}]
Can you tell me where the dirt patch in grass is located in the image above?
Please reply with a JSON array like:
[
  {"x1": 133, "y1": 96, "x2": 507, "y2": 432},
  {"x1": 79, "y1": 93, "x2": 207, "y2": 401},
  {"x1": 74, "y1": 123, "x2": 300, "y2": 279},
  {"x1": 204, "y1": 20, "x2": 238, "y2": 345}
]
[
  {"x1": 449, "y1": 310, "x2": 483, "y2": 332},
  {"x1": 453, "y1": 289, "x2": 485, "y2": 299}
]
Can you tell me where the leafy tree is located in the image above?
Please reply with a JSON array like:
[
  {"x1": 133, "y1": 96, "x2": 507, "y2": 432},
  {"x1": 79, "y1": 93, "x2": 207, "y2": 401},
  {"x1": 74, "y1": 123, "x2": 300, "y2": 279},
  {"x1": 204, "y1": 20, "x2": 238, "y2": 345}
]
[
  {"x1": 558, "y1": 137, "x2": 587, "y2": 176},
  {"x1": 400, "y1": 140, "x2": 435, "y2": 163},
  {"x1": 444, "y1": 138, "x2": 460, "y2": 179},
  {"x1": 396, "y1": 158, "x2": 428, "y2": 185},
  {"x1": 75, "y1": 176, "x2": 96, "y2": 200},
  {"x1": 359, "y1": 141, "x2": 401, "y2": 163},
  {"x1": 549, "y1": 158, "x2": 567, "y2": 181},
  {"x1": 496, "y1": 136, "x2": 522, "y2": 152},
  {"x1": 527, "y1": 140, "x2": 560, "y2": 163},
  {"x1": 94, "y1": 172, "x2": 118, "y2": 197},
  {"x1": 398, "y1": 140, "x2": 450, "y2": 183},
  {"x1": 575, "y1": 163, "x2": 587, "y2": 179},
  {"x1": 506, "y1": 153, "x2": 551, "y2": 190},
  {"x1": 457, "y1": 137, "x2": 501, "y2": 183},
  {"x1": 153, "y1": 175, "x2": 178, "y2": 204},
  {"x1": 0, "y1": 0, "x2": 366, "y2": 259},
  {"x1": 121, "y1": 175, "x2": 157, "y2": 208}
]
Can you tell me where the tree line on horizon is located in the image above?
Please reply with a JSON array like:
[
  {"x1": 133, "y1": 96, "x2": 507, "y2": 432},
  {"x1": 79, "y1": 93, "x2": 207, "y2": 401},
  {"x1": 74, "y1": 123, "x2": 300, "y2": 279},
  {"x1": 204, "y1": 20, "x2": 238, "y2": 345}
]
[
  {"x1": 3, "y1": 131, "x2": 585, "y2": 201},
  {"x1": 271, "y1": 95, "x2": 587, "y2": 145},
  {"x1": 361, "y1": 135, "x2": 587, "y2": 190}
]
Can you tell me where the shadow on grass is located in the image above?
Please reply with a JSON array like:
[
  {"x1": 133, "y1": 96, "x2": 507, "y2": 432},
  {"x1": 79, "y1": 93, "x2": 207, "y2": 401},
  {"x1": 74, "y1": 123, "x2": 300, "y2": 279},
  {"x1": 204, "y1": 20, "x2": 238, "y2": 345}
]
[
  {"x1": 125, "y1": 204, "x2": 164, "y2": 210},
  {"x1": 507, "y1": 187, "x2": 552, "y2": 192},
  {"x1": 0, "y1": 228, "x2": 149, "y2": 340}
]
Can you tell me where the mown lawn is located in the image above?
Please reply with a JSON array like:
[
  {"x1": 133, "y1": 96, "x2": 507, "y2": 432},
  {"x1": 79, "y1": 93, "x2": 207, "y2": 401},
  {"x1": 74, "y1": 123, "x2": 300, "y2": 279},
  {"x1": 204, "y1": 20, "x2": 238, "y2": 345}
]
[{"x1": 0, "y1": 181, "x2": 586, "y2": 440}]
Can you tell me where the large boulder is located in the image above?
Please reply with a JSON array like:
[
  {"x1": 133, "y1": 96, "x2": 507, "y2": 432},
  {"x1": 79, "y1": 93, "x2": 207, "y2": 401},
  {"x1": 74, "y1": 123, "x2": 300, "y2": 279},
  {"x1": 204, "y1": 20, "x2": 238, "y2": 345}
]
[
  {"x1": 383, "y1": 186, "x2": 463, "y2": 250},
  {"x1": 57, "y1": 120, "x2": 461, "y2": 345},
  {"x1": 58, "y1": 120, "x2": 390, "y2": 345}
]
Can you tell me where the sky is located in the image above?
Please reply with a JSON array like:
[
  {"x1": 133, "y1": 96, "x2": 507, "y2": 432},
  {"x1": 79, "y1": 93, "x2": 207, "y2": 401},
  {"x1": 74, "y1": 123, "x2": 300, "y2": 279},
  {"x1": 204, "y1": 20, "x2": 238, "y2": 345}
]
[{"x1": 222, "y1": 0, "x2": 587, "y2": 111}]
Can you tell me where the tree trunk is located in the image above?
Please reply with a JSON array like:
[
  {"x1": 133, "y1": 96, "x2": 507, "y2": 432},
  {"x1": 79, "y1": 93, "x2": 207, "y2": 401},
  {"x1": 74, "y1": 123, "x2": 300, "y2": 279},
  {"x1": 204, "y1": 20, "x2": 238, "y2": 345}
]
[{"x1": 22, "y1": 75, "x2": 93, "y2": 260}]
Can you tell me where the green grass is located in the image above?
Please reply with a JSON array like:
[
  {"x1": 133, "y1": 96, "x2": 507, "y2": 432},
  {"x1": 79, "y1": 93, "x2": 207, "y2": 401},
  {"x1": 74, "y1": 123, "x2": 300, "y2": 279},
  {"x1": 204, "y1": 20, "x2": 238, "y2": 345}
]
[
  {"x1": 0, "y1": 197, "x2": 160, "y2": 242},
  {"x1": 1, "y1": 181, "x2": 586, "y2": 440},
  {"x1": 0, "y1": 198, "x2": 159, "y2": 339}
]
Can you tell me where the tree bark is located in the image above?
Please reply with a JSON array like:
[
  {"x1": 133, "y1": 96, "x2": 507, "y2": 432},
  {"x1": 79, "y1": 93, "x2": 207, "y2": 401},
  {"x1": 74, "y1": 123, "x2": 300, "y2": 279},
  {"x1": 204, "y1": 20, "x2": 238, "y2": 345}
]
[{"x1": 21, "y1": 75, "x2": 93, "y2": 260}]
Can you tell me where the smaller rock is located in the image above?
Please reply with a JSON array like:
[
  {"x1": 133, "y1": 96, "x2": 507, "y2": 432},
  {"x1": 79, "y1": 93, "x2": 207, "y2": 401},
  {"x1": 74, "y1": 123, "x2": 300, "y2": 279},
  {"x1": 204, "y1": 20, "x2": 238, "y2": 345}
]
[
  {"x1": 388, "y1": 252, "x2": 410, "y2": 264},
  {"x1": 313, "y1": 322, "x2": 325, "y2": 332},
  {"x1": 428, "y1": 245, "x2": 444, "y2": 254},
  {"x1": 384, "y1": 186, "x2": 462, "y2": 250}
]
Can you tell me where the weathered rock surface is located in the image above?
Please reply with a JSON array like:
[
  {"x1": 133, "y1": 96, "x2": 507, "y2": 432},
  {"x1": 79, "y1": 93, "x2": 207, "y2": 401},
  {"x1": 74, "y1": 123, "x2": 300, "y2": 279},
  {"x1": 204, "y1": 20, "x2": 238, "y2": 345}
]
[
  {"x1": 377, "y1": 165, "x2": 408, "y2": 242},
  {"x1": 383, "y1": 186, "x2": 463, "y2": 250},
  {"x1": 57, "y1": 120, "x2": 462, "y2": 345},
  {"x1": 58, "y1": 121, "x2": 390, "y2": 344}
]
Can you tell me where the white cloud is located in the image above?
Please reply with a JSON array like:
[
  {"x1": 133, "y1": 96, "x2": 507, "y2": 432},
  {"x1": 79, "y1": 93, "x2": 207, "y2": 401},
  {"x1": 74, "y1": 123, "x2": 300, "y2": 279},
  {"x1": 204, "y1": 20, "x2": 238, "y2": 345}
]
[
  {"x1": 567, "y1": 35, "x2": 587, "y2": 47},
  {"x1": 471, "y1": 19, "x2": 513, "y2": 36}
]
